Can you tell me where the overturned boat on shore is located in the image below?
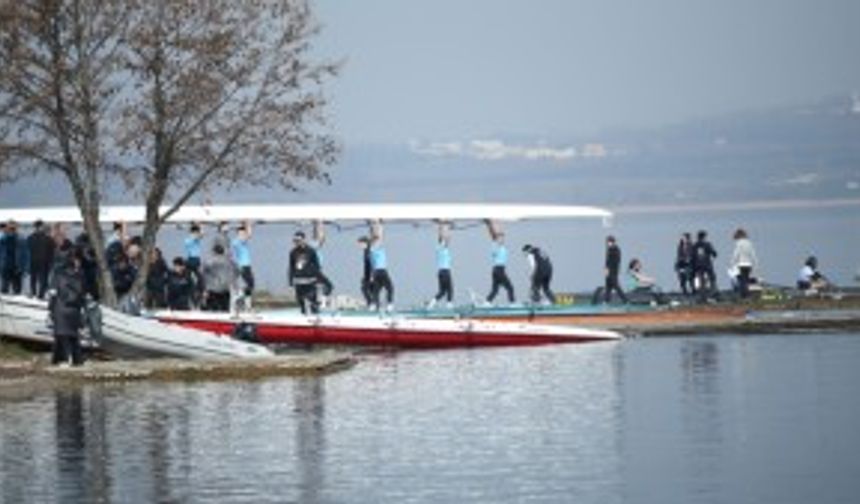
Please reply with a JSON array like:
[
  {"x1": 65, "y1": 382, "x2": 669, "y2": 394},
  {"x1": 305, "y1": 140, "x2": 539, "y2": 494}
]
[{"x1": 0, "y1": 294, "x2": 272, "y2": 359}]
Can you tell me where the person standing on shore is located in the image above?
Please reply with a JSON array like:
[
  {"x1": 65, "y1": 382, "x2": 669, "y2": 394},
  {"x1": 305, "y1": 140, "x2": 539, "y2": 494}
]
[
  {"x1": 27, "y1": 220, "x2": 55, "y2": 299},
  {"x1": 429, "y1": 221, "x2": 454, "y2": 309},
  {"x1": 603, "y1": 235, "x2": 628, "y2": 304},
  {"x1": 166, "y1": 257, "x2": 194, "y2": 311},
  {"x1": 309, "y1": 220, "x2": 334, "y2": 305},
  {"x1": 674, "y1": 232, "x2": 694, "y2": 296},
  {"x1": 357, "y1": 236, "x2": 374, "y2": 307},
  {"x1": 0, "y1": 220, "x2": 29, "y2": 295},
  {"x1": 485, "y1": 220, "x2": 515, "y2": 305},
  {"x1": 231, "y1": 222, "x2": 254, "y2": 307},
  {"x1": 202, "y1": 244, "x2": 238, "y2": 312},
  {"x1": 48, "y1": 244, "x2": 86, "y2": 367},
  {"x1": 730, "y1": 228, "x2": 758, "y2": 299},
  {"x1": 289, "y1": 231, "x2": 322, "y2": 314},
  {"x1": 692, "y1": 230, "x2": 718, "y2": 296},
  {"x1": 184, "y1": 223, "x2": 204, "y2": 307},
  {"x1": 523, "y1": 244, "x2": 556, "y2": 305},
  {"x1": 369, "y1": 220, "x2": 394, "y2": 312}
]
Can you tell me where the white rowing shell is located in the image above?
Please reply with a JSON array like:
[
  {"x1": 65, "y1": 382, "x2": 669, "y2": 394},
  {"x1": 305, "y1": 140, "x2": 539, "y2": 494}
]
[{"x1": 0, "y1": 203, "x2": 611, "y2": 224}]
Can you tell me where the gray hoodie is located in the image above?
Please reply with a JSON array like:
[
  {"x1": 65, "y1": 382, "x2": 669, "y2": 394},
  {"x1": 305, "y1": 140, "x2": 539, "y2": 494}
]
[{"x1": 202, "y1": 254, "x2": 238, "y2": 293}]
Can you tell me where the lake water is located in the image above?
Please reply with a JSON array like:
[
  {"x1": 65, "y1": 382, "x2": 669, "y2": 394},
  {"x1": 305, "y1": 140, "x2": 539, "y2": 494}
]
[{"x1": 2, "y1": 333, "x2": 860, "y2": 503}]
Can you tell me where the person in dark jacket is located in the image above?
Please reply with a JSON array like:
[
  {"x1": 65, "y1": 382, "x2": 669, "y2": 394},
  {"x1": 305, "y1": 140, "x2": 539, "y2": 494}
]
[
  {"x1": 74, "y1": 233, "x2": 100, "y2": 301},
  {"x1": 166, "y1": 257, "x2": 194, "y2": 310},
  {"x1": 523, "y1": 244, "x2": 556, "y2": 304},
  {"x1": 1, "y1": 220, "x2": 30, "y2": 295},
  {"x1": 48, "y1": 246, "x2": 86, "y2": 366},
  {"x1": 603, "y1": 235, "x2": 628, "y2": 304},
  {"x1": 357, "y1": 236, "x2": 374, "y2": 306},
  {"x1": 674, "y1": 232, "x2": 694, "y2": 296},
  {"x1": 289, "y1": 231, "x2": 322, "y2": 314},
  {"x1": 145, "y1": 247, "x2": 168, "y2": 309},
  {"x1": 111, "y1": 252, "x2": 137, "y2": 299},
  {"x1": 692, "y1": 230, "x2": 718, "y2": 295},
  {"x1": 27, "y1": 220, "x2": 55, "y2": 299}
]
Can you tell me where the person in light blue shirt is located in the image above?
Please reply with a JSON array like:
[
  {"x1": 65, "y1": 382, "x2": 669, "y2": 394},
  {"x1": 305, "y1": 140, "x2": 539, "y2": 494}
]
[
  {"x1": 428, "y1": 221, "x2": 453, "y2": 308},
  {"x1": 308, "y1": 220, "x2": 334, "y2": 298},
  {"x1": 184, "y1": 223, "x2": 204, "y2": 306},
  {"x1": 485, "y1": 220, "x2": 515, "y2": 304},
  {"x1": 369, "y1": 220, "x2": 394, "y2": 311},
  {"x1": 231, "y1": 222, "x2": 254, "y2": 300}
]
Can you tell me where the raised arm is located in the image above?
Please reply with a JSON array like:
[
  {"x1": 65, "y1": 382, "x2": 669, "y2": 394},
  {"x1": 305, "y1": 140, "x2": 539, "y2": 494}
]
[
  {"x1": 438, "y1": 221, "x2": 451, "y2": 245},
  {"x1": 484, "y1": 219, "x2": 502, "y2": 241},
  {"x1": 313, "y1": 220, "x2": 325, "y2": 247},
  {"x1": 369, "y1": 219, "x2": 383, "y2": 244}
]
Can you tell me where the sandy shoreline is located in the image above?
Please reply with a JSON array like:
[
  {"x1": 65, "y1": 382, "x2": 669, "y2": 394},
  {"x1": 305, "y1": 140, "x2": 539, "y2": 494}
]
[{"x1": 0, "y1": 350, "x2": 355, "y2": 400}]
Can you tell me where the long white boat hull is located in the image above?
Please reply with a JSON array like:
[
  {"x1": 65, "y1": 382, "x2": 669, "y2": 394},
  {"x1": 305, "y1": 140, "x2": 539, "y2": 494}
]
[{"x1": 0, "y1": 295, "x2": 57, "y2": 346}]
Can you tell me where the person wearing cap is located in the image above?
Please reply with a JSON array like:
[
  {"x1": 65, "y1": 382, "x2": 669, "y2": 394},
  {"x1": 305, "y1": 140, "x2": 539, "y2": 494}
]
[
  {"x1": 27, "y1": 219, "x2": 55, "y2": 299},
  {"x1": 484, "y1": 220, "x2": 515, "y2": 305},
  {"x1": 523, "y1": 244, "x2": 556, "y2": 305},
  {"x1": 603, "y1": 235, "x2": 628, "y2": 304},
  {"x1": 0, "y1": 220, "x2": 29, "y2": 295},
  {"x1": 289, "y1": 230, "x2": 322, "y2": 314}
]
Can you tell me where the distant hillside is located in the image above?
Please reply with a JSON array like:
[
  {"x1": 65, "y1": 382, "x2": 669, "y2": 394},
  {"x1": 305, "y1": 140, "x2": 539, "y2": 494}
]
[{"x1": 2, "y1": 95, "x2": 859, "y2": 208}]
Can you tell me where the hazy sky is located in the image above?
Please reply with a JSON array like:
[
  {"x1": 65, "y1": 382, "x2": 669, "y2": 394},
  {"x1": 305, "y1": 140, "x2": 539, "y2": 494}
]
[{"x1": 314, "y1": 0, "x2": 860, "y2": 143}]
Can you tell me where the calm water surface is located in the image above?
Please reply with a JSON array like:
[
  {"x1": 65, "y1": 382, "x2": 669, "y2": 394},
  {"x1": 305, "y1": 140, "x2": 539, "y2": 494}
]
[{"x1": 2, "y1": 334, "x2": 860, "y2": 503}]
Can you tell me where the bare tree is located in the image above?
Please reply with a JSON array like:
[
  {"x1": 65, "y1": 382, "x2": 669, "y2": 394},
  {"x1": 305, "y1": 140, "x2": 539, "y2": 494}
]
[{"x1": 0, "y1": 0, "x2": 338, "y2": 306}]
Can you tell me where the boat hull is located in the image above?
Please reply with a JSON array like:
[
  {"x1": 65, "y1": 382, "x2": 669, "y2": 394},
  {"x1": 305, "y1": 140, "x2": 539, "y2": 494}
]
[
  {"x1": 154, "y1": 311, "x2": 622, "y2": 348},
  {"x1": 1, "y1": 294, "x2": 272, "y2": 359}
]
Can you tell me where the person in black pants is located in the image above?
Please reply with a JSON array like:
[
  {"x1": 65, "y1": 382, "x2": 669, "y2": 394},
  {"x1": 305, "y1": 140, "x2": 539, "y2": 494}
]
[
  {"x1": 692, "y1": 230, "x2": 718, "y2": 297},
  {"x1": 357, "y1": 236, "x2": 374, "y2": 306},
  {"x1": 429, "y1": 222, "x2": 454, "y2": 308},
  {"x1": 674, "y1": 232, "x2": 694, "y2": 296},
  {"x1": 48, "y1": 246, "x2": 86, "y2": 366},
  {"x1": 1, "y1": 221, "x2": 29, "y2": 295},
  {"x1": 485, "y1": 220, "x2": 515, "y2": 304},
  {"x1": 27, "y1": 220, "x2": 55, "y2": 299},
  {"x1": 167, "y1": 257, "x2": 194, "y2": 311},
  {"x1": 523, "y1": 244, "x2": 556, "y2": 304},
  {"x1": 289, "y1": 231, "x2": 322, "y2": 314},
  {"x1": 604, "y1": 235, "x2": 628, "y2": 304}
]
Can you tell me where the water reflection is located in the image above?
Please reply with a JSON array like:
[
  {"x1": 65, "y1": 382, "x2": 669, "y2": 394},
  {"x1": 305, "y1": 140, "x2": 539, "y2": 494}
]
[
  {"x1": 294, "y1": 377, "x2": 326, "y2": 504},
  {"x1": 2, "y1": 336, "x2": 860, "y2": 503}
]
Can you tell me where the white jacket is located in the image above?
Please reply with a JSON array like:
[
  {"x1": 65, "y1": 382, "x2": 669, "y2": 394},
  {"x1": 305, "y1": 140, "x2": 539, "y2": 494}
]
[{"x1": 732, "y1": 238, "x2": 758, "y2": 269}]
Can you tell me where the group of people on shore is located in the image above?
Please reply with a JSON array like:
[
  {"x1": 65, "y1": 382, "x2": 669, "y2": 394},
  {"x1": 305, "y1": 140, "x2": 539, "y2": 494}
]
[
  {"x1": 289, "y1": 219, "x2": 557, "y2": 315},
  {"x1": 2, "y1": 218, "x2": 842, "y2": 321},
  {"x1": 599, "y1": 227, "x2": 834, "y2": 305}
]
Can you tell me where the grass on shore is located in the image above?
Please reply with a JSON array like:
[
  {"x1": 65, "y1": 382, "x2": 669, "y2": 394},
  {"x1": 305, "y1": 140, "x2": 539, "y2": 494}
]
[{"x1": 0, "y1": 339, "x2": 40, "y2": 361}]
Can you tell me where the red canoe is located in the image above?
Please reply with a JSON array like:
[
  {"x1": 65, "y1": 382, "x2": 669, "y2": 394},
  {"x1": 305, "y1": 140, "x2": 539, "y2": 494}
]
[{"x1": 154, "y1": 311, "x2": 622, "y2": 349}]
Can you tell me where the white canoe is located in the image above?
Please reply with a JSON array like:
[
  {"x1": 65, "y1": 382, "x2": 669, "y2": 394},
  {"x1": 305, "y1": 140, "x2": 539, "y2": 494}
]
[{"x1": 0, "y1": 294, "x2": 272, "y2": 359}]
